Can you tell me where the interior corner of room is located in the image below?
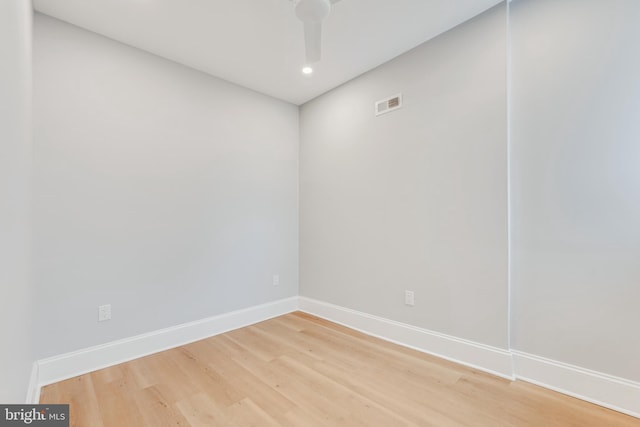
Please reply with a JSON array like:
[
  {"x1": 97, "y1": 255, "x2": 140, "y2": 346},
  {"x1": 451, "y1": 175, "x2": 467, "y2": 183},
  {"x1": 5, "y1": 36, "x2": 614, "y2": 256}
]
[{"x1": 1, "y1": 0, "x2": 639, "y2": 421}]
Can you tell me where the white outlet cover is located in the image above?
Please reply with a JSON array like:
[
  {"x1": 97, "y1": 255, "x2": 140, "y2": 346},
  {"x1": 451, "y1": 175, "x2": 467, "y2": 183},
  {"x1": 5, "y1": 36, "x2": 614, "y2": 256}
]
[
  {"x1": 273, "y1": 275, "x2": 280, "y2": 286},
  {"x1": 98, "y1": 304, "x2": 111, "y2": 322},
  {"x1": 405, "y1": 291, "x2": 415, "y2": 307}
]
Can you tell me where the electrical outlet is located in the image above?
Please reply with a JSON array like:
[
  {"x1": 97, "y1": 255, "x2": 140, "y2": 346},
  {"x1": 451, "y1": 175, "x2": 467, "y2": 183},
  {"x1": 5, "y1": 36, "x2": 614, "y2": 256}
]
[
  {"x1": 273, "y1": 274, "x2": 280, "y2": 286},
  {"x1": 98, "y1": 304, "x2": 111, "y2": 322},
  {"x1": 405, "y1": 290, "x2": 415, "y2": 307}
]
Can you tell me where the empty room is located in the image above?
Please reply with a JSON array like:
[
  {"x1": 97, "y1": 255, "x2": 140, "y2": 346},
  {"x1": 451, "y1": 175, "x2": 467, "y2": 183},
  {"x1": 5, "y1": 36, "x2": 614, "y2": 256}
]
[{"x1": 1, "y1": 0, "x2": 639, "y2": 425}]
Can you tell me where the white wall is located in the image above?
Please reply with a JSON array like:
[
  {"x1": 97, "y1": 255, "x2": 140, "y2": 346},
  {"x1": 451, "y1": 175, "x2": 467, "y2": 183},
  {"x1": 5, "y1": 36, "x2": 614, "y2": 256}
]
[
  {"x1": 24, "y1": 0, "x2": 640, "y2": 408},
  {"x1": 0, "y1": 0, "x2": 34, "y2": 402},
  {"x1": 510, "y1": 0, "x2": 640, "y2": 381},
  {"x1": 300, "y1": 5, "x2": 508, "y2": 348},
  {"x1": 32, "y1": 14, "x2": 299, "y2": 359}
]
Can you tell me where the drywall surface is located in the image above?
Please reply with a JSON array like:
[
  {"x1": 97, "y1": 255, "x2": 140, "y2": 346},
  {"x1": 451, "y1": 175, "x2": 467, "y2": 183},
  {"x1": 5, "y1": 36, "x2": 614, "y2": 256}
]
[
  {"x1": 0, "y1": 0, "x2": 34, "y2": 402},
  {"x1": 33, "y1": 14, "x2": 299, "y2": 358},
  {"x1": 510, "y1": 0, "x2": 640, "y2": 381},
  {"x1": 300, "y1": 5, "x2": 508, "y2": 348}
]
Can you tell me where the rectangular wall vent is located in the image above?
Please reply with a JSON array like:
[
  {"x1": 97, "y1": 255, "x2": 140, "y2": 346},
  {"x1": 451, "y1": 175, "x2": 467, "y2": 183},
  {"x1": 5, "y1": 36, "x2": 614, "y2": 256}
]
[{"x1": 375, "y1": 93, "x2": 403, "y2": 116}]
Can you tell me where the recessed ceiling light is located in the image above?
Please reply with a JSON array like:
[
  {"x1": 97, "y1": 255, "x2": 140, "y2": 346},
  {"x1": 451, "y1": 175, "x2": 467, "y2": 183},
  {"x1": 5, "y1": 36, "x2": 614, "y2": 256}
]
[{"x1": 302, "y1": 66, "x2": 313, "y2": 75}]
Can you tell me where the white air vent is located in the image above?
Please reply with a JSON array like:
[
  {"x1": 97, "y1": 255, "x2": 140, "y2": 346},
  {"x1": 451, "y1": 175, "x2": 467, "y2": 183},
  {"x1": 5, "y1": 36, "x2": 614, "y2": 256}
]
[{"x1": 375, "y1": 93, "x2": 403, "y2": 116}]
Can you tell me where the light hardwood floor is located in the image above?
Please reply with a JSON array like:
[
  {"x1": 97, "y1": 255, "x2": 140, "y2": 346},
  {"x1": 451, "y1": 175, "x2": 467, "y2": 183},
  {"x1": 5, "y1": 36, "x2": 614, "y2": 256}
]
[{"x1": 41, "y1": 312, "x2": 639, "y2": 426}]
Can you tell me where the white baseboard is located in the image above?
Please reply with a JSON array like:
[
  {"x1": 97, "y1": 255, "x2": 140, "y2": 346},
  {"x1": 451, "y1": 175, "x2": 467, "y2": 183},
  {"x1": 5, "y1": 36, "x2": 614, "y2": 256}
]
[
  {"x1": 298, "y1": 296, "x2": 515, "y2": 380},
  {"x1": 34, "y1": 296, "x2": 298, "y2": 392},
  {"x1": 30, "y1": 294, "x2": 640, "y2": 419},
  {"x1": 512, "y1": 350, "x2": 640, "y2": 418},
  {"x1": 25, "y1": 362, "x2": 40, "y2": 404},
  {"x1": 299, "y1": 297, "x2": 640, "y2": 419}
]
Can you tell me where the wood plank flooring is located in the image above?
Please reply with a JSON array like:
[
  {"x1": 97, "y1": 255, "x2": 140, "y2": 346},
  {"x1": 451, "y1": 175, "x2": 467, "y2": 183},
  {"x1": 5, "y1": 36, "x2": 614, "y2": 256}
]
[{"x1": 40, "y1": 312, "x2": 640, "y2": 426}]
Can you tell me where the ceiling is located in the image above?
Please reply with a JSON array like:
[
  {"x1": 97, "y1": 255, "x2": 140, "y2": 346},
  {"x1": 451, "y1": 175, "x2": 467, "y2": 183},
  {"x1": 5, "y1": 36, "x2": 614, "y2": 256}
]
[{"x1": 33, "y1": 0, "x2": 503, "y2": 105}]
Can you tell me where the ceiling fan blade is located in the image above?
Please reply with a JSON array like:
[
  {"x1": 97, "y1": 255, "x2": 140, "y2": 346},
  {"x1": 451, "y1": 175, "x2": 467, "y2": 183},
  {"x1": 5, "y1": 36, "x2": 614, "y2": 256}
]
[{"x1": 303, "y1": 20, "x2": 322, "y2": 63}]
